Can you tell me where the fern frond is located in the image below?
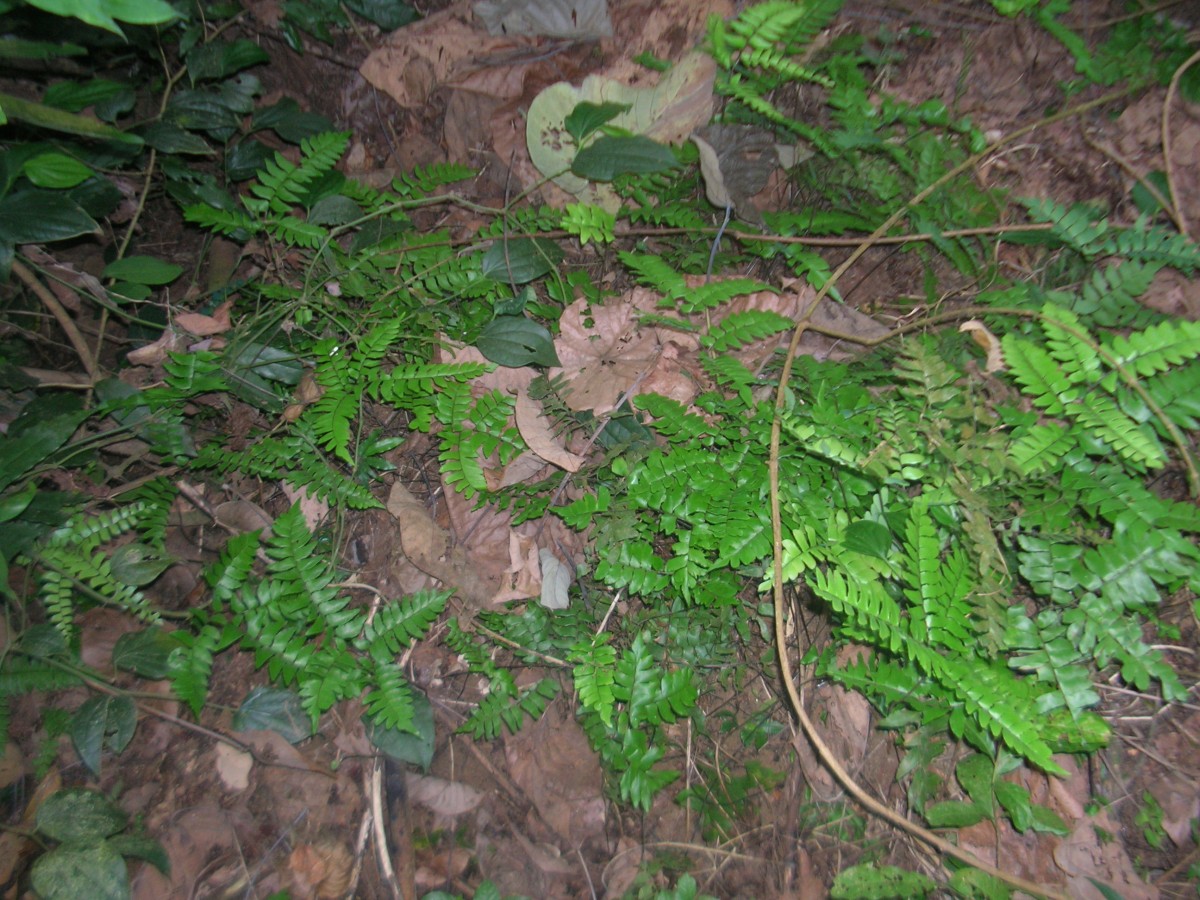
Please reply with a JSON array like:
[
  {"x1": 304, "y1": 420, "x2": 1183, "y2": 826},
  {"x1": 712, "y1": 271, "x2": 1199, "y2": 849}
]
[
  {"x1": 250, "y1": 131, "x2": 350, "y2": 213},
  {"x1": 1103, "y1": 317, "x2": 1200, "y2": 386},
  {"x1": 364, "y1": 658, "x2": 415, "y2": 732},
  {"x1": 358, "y1": 589, "x2": 452, "y2": 657}
]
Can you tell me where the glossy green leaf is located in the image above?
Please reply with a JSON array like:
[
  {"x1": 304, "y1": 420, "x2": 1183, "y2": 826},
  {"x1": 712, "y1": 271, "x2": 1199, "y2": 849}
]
[
  {"x1": 112, "y1": 628, "x2": 177, "y2": 680},
  {"x1": 27, "y1": 0, "x2": 180, "y2": 34},
  {"x1": 345, "y1": 0, "x2": 418, "y2": 29},
  {"x1": 110, "y1": 542, "x2": 174, "y2": 586},
  {"x1": 232, "y1": 686, "x2": 310, "y2": 744},
  {"x1": 367, "y1": 689, "x2": 435, "y2": 771},
  {"x1": 31, "y1": 842, "x2": 129, "y2": 900},
  {"x1": 103, "y1": 255, "x2": 183, "y2": 286},
  {"x1": 565, "y1": 100, "x2": 630, "y2": 144},
  {"x1": 42, "y1": 79, "x2": 135, "y2": 122},
  {"x1": 0, "y1": 90, "x2": 139, "y2": 144},
  {"x1": 186, "y1": 39, "x2": 269, "y2": 81},
  {"x1": 69, "y1": 695, "x2": 137, "y2": 775},
  {"x1": 571, "y1": 134, "x2": 677, "y2": 181},
  {"x1": 37, "y1": 788, "x2": 127, "y2": 843},
  {"x1": 0, "y1": 189, "x2": 98, "y2": 244},
  {"x1": 475, "y1": 316, "x2": 561, "y2": 368},
  {"x1": 0, "y1": 481, "x2": 37, "y2": 523},
  {"x1": 0, "y1": 38, "x2": 86, "y2": 59},
  {"x1": 481, "y1": 237, "x2": 562, "y2": 285},
  {"x1": 842, "y1": 519, "x2": 892, "y2": 560},
  {"x1": 23, "y1": 151, "x2": 92, "y2": 189}
]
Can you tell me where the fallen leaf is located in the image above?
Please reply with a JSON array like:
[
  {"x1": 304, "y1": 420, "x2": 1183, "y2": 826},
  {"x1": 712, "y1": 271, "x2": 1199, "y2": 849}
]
[
  {"x1": 214, "y1": 742, "x2": 253, "y2": 791},
  {"x1": 406, "y1": 773, "x2": 484, "y2": 817},
  {"x1": 175, "y1": 300, "x2": 233, "y2": 336},
  {"x1": 514, "y1": 387, "x2": 586, "y2": 472},
  {"x1": 960, "y1": 320, "x2": 1005, "y2": 373}
]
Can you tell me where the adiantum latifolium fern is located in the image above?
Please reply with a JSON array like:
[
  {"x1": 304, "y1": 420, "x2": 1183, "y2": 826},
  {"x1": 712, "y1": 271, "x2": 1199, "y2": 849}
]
[{"x1": 173, "y1": 504, "x2": 451, "y2": 733}]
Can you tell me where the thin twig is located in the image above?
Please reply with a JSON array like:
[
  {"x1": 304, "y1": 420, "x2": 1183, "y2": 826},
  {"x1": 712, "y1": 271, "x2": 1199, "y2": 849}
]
[{"x1": 12, "y1": 259, "x2": 100, "y2": 383}]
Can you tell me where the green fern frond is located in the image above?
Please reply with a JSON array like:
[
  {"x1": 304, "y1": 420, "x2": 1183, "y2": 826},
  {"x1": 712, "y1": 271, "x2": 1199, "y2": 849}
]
[
  {"x1": 265, "y1": 505, "x2": 362, "y2": 640},
  {"x1": 701, "y1": 309, "x2": 793, "y2": 352},
  {"x1": 364, "y1": 658, "x2": 415, "y2": 732},
  {"x1": 358, "y1": 589, "x2": 452, "y2": 657},
  {"x1": 182, "y1": 204, "x2": 257, "y2": 237},
  {"x1": 390, "y1": 161, "x2": 474, "y2": 198},
  {"x1": 250, "y1": 131, "x2": 350, "y2": 213},
  {"x1": 1103, "y1": 317, "x2": 1200, "y2": 386},
  {"x1": 570, "y1": 637, "x2": 617, "y2": 726}
]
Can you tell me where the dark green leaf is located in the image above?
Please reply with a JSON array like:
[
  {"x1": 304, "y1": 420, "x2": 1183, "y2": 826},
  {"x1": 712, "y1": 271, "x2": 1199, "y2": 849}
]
[
  {"x1": 109, "y1": 542, "x2": 173, "y2": 586},
  {"x1": 476, "y1": 316, "x2": 561, "y2": 368},
  {"x1": 251, "y1": 98, "x2": 334, "y2": 143},
  {"x1": 345, "y1": 0, "x2": 418, "y2": 29},
  {"x1": 69, "y1": 696, "x2": 136, "y2": 775},
  {"x1": 37, "y1": 788, "x2": 127, "y2": 842},
  {"x1": 0, "y1": 406, "x2": 89, "y2": 493},
  {"x1": 186, "y1": 39, "x2": 269, "y2": 82},
  {"x1": 106, "y1": 833, "x2": 170, "y2": 875},
  {"x1": 30, "y1": 841, "x2": 129, "y2": 900},
  {"x1": 923, "y1": 799, "x2": 987, "y2": 828},
  {"x1": 367, "y1": 689, "x2": 435, "y2": 771},
  {"x1": 226, "y1": 139, "x2": 273, "y2": 181},
  {"x1": 481, "y1": 237, "x2": 562, "y2": 285},
  {"x1": 0, "y1": 38, "x2": 87, "y2": 60},
  {"x1": 165, "y1": 90, "x2": 241, "y2": 137},
  {"x1": 994, "y1": 779, "x2": 1033, "y2": 832},
  {"x1": 842, "y1": 519, "x2": 892, "y2": 559},
  {"x1": 137, "y1": 122, "x2": 213, "y2": 155},
  {"x1": 42, "y1": 79, "x2": 135, "y2": 122},
  {"x1": 112, "y1": 628, "x2": 178, "y2": 680},
  {"x1": 0, "y1": 91, "x2": 140, "y2": 144},
  {"x1": 232, "y1": 686, "x2": 309, "y2": 743},
  {"x1": 0, "y1": 190, "x2": 97, "y2": 245},
  {"x1": 103, "y1": 256, "x2": 183, "y2": 286},
  {"x1": 571, "y1": 134, "x2": 677, "y2": 181},
  {"x1": 565, "y1": 101, "x2": 630, "y2": 144},
  {"x1": 0, "y1": 481, "x2": 37, "y2": 523},
  {"x1": 308, "y1": 194, "x2": 362, "y2": 226}
]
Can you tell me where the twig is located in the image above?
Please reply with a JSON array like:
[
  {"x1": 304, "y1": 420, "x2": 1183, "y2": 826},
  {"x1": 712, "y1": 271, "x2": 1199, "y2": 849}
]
[
  {"x1": 1162, "y1": 48, "x2": 1200, "y2": 241},
  {"x1": 11, "y1": 259, "x2": 100, "y2": 383}
]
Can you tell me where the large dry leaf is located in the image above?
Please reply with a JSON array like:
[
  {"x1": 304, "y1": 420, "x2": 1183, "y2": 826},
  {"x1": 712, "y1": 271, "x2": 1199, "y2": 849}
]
[
  {"x1": 526, "y1": 50, "x2": 715, "y2": 210},
  {"x1": 406, "y1": 773, "x2": 484, "y2": 817},
  {"x1": 553, "y1": 293, "x2": 699, "y2": 414},
  {"x1": 474, "y1": 0, "x2": 612, "y2": 38},
  {"x1": 514, "y1": 386, "x2": 586, "y2": 472},
  {"x1": 360, "y1": 2, "x2": 529, "y2": 109}
]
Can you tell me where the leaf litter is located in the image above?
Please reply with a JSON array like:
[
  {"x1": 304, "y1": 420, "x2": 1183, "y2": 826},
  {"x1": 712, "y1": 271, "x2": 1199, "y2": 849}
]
[{"x1": 6, "y1": 1, "x2": 1198, "y2": 898}]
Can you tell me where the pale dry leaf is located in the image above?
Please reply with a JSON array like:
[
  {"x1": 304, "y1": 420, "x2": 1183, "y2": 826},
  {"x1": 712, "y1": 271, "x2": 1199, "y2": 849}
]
[
  {"x1": 960, "y1": 320, "x2": 1005, "y2": 373},
  {"x1": 474, "y1": 0, "x2": 612, "y2": 38},
  {"x1": 127, "y1": 328, "x2": 187, "y2": 366},
  {"x1": 175, "y1": 300, "x2": 233, "y2": 337},
  {"x1": 213, "y1": 742, "x2": 253, "y2": 791},
  {"x1": 214, "y1": 499, "x2": 274, "y2": 536},
  {"x1": 281, "y1": 482, "x2": 330, "y2": 531},
  {"x1": 360, "y1": 3, "x2": 528, "y2": 109},
  {"x1": 553, "y1": 296, "x2": 697, "y2": 414},
  {"x1": 539, "y1": 549, "x2": 571, "y2": 610},
  {"x1": 405, "y1": 773, "x2": 485, "y2": 817},
  {"x1": 484, "y1": 449, "x2": 550, "y2": 491},
  {"x1": 514, "y1": 387, "x2": 586, "y2": 472}
]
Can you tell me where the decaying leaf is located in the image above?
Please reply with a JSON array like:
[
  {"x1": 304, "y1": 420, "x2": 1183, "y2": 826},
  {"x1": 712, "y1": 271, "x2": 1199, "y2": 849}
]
[
  {"x1": 960, "y1": 319, "x2": 1005, "y2": 373},
  {"x1": 526, "y1": 50, "x2": 715, "y2": 210},
  {"x1": 552, "y1": 292, "x2": 699, "y2": 413},
  {"x1": 406, "y1": 773, "x2": 484, "y2": 817},
  {"x1": 514, "y1": 387, "x2": 586, "y2": 472}
]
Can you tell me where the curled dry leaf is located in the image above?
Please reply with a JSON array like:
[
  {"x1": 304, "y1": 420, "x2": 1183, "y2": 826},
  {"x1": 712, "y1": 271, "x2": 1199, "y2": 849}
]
[
  {"x1": 960, "y1": 319, "x2": 1006, "y2": 373},
  {"x1": 514, "y1": 386, "x2": 586, "y2": 472}
]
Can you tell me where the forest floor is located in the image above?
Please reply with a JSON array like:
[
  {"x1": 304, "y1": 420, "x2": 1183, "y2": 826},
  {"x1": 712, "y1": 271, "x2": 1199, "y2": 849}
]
[{"x1": 3, "y1": 0, "x2": 1200, "y2": 898}]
